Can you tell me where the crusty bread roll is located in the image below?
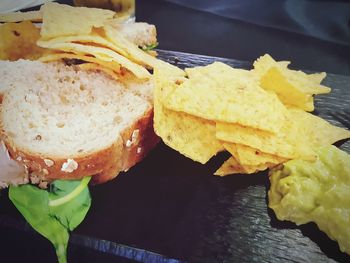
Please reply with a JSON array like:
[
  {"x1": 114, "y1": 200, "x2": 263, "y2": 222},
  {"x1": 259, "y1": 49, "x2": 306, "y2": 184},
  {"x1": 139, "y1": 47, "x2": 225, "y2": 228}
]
[{"x1": 0, "y1": 60, "x2": 159, "y2": 184}]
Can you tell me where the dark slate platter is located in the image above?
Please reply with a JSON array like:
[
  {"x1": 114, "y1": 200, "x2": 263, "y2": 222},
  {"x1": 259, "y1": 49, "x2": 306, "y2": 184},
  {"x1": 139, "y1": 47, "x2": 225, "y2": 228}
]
[{"x1": 0, "y1": 50, "x2": 349, "y2": 263}]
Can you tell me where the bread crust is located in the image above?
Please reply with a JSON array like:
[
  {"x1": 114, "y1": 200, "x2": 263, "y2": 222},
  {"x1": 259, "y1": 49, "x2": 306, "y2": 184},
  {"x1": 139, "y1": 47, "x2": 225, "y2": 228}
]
[{"x1": 2, "y1": 108, "x2": 159, "y2": 184}]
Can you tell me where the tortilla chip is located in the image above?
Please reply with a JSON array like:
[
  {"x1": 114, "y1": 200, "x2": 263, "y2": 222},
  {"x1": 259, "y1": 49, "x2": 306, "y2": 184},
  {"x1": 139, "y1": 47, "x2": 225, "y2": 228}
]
[
  {"x1": 260, "y1": 67, "x2": 315, "y2": 111},
  {"x1": 37, "y1": 40, "x2": 150, "y2": 79},
  {"x1": 214, "y1": 157, "x2": 246, "y2": 176},
  {"x1": 289, "y1": 108, "x2": 350, "y2": 147},
  {"x1": 39, "y1": 52, "x2": 120, "y2": 73},
  {"x1": 103, "y1": 23, "x2": 185, "y2": 77},
  {"x1": 223, "y1": 143, "x2": 288, "y2": 166},
  {"x1": 254, "y1": 54, "x2": 331, "y2": 97},
  {"x1": 0, "y1": 10, "x2": 42, "y2": 23},
  {"x1": 37, "y1": 31, "x2": 129, "y2": 58},
  {"x1": 216, "y1": 110, "x2": 317, "y2": 161},
  {"x1": 308, "y1": 72, "x2": 326, "y2": 84},
  {"x1": 164, "y1": 62, "x2": 287, "y2": 133},
  {"x1": 252, "y1": 54, "x2": 289, "y2": 76},
  {"x1": 285, "y1": 71, "x2": 330, "y2": 95},
  {"x1": 185, "y1": 62, "x2": 253, "y2": 81},
  {"x1": 154, "y1": 73, "x2": 223, "y2": 164},
  {"x1": 40, "y1": 2, "x2": 115, "y2": 39},
  {"x1": 214, "y1": 156, "x2": 271, "y2": 176}
]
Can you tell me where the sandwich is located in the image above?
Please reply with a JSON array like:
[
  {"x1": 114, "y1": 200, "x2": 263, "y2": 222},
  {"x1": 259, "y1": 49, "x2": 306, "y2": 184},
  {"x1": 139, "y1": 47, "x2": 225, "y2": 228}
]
[
  {"x1": 0, "y1": 58, "x2": 159, "y2": 263},
  {"x1": 0, "y1": 3, "x2": 184, "y2": 263},
  {"x1": 0, "y1": 59, "x2": 159, "y2": 186}
]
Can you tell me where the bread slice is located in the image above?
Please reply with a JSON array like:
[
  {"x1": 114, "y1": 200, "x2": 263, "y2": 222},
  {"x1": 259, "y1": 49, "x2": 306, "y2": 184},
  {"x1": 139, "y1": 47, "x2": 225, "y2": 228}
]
[{"x1": 0, "y1": 60, "x2": 159, "y2": 184}]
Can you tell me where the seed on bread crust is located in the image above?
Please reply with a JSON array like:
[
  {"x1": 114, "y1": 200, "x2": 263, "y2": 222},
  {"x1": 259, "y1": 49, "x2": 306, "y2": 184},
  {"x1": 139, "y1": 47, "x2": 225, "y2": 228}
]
[
  {"x1": 61, "y1": 159, "x2": 78, "y2": 173},
  {"x1": 126, "y1": 129, "x2": 140, "y2": 148},
  {"x1": 126, "y1": 139, "x2": 132, "y2": 147},
  {"x1": 44, "y1": 158, "x2": 54, "y2": 167},
  {"x1": 132, "y1": 129, "x2": 139, "y2": 141}
]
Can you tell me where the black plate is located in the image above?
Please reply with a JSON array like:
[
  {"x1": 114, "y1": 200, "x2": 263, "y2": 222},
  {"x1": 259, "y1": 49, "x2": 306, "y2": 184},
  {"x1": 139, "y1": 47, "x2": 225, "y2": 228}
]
[{"x1": 0, "y1": 50, "x2": 350, "y2": 263}]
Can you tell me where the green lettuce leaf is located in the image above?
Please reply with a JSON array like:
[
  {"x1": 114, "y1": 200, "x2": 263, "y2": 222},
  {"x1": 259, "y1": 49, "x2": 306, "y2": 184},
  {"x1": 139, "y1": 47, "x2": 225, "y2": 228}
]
[{"x1": 9, "y1": 176, "x2": 91, "y2": 263}]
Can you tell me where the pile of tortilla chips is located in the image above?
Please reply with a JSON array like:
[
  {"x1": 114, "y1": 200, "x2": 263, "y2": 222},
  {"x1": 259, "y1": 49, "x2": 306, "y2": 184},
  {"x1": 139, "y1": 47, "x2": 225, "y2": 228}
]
[
  {"x1": 154, "y1": 55, "x2": 350, "y2": 176},
  {"x1": 0, "y1": 2, "x2": 184, "y2": 80}
]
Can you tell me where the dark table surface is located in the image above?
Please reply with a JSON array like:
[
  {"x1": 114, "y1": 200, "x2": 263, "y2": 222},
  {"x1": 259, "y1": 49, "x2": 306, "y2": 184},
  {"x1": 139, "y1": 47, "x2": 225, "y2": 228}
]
[
  {"x1": 1, "y1": 1, "x2": 350, "y2": 263},
  {"x1": 52, "y1": 0, "x2": 350, "y2": 75},
  {"x1": 136, "y1": 0, "x2": 350, "y2": 76}
]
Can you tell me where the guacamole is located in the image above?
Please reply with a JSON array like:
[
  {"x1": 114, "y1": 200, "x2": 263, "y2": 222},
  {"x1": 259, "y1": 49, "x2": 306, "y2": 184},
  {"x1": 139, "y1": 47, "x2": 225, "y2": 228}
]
[{"x1": 269, "y1": 145, "x2": 350, "y2": 255}]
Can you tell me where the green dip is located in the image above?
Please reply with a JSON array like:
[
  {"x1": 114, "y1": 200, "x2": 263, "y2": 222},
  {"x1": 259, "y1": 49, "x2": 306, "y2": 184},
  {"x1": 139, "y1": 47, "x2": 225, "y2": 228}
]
[{"x1": 269, "y1": 145, "x2": 350, "y2": 255}]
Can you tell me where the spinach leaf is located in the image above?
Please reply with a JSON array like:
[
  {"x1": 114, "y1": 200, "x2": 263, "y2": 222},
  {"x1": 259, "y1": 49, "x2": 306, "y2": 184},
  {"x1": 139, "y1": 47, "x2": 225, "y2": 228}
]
[
  {"x1": 49, "y1": 177, "x2": 91, "y2": 231},
  {"x1": 9, "y1": 184, "x2": 69, "y2": 263},
  {"x1": 9, "y1": 177, "x2": 91, "y2": 263},
  {"x1": 141, "y1": 42, "x2": 159, "y2": 51}
]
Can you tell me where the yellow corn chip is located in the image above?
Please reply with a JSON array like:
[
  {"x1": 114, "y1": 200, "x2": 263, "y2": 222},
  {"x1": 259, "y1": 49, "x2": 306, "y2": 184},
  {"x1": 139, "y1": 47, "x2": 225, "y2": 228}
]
[
  {"x1": 289, "y1": 108, "x2": 350, "y2": 147},
  {"x1": 164, "y1": 62, "x2": 287, "y2": 133},
  {"x1": 0, "y1": 21, "x2": 47, "y2": 60},
  {"x1": 214, "y1": 157, "x2": 246, "y2": 176},
  {"x1": 39, "y1": 52, "x2": 121, "y2": 73},
  {"x1": 223, "y1": 143, "x2": 288, "y2": 166},
  {"x1": 185, "y1": 62, "x2": 253, "y2": 81},
  {"x1": 254, "y1": 54, "x2": 331, "y2": 96},
  {"x1": 37, "y1": 32, "x2": 129, "y2": 58},
  {"x1": 285, "y1": 70, "x2": 330, "y2": 95},
  {"x1": 0, "y1": 10, "x2": 42, "y2": 23},
  {"x1": 224, "y1": 143, "x2": 240, "y2": 160},
  {"x1": 40, "y1": 2, "x2": 115, "y2": 39},
  {"x1": 253, "y1": 54, "x2": 289, "y2": 76},
  {"x1": 260, "y1": 67, "x2": 315, "y2": 111},
  {"x1": 277, "y1": 61, "x2": 291, "y2": 68},
  {"x1": 37, "y1": 40, "x2": 150, "y2": 79},
  {"x1": 216, "y1": 110, "x2": 317, "y2": 161},
  {"x1": 154, "y1": 73, "x2": 223, "y2": 164},
  {"x1": 308, "y1": 72, "x2": 326, "y2": 84},
  {"x1": 214, "y1": 156, "x2": 271, "y2": 176},
  {"x1": 103, "y1": 24, "x2": 185, "y2": 77}
]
